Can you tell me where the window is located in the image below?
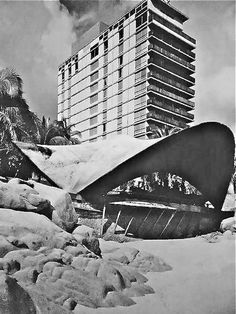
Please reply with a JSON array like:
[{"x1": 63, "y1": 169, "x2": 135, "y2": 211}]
[
  {"x1": 104, "y1": 54, "x2": 108, "y2": 64},
  {"x1": 135, "y1": 68, "x2": 146, "y2": 82},
  {"x1": 90, "y1": 116, "x2": 98, "y2": 125},
  {"x1": 75, "y1": 61, "x2": 78, "y2": 72},
  {"x1": 136, "y1": 12, "x2": 147, "y2": 28},
  {"x1": 119, "y1": 28, "x2": 124, "y2": 41},
  {"x1": 90, "y1": 82, "x2": 98, "y2": 93},
  {"x1": 103, "y1": 123, "x2": 106, "y2": 133},
  {"x1": 136, "y1": 28, "x2": 147, "y2": 42},
  {"x1": 117, "y1": 117, "x2": 122, "y2": 127},
  {"x1": 90, "y1": 43, "x2": 99, "y2": 59},
  {"x1": 104, "y1": 65, "x2": 108, "y2": 76},
  {"x1": 90, "y1": 71, "x2": 98, "y2": 82},
  {"x1": 104, "y1": 77, "x2": 107, "y2": 87},
  {"x1": 62, "y1": 71, "x2": 65, "y2": 81},
  {"x1": 91, "y1": 60, "x2": 99, "y2": 71},
  {"x1": 135, "y1": 95, "x2": 146, "y2": 109},
  {"x1": 118, "y1": 80, "x2": 123, "y2": 91},
  {"x1": 134, "y1": 109, "x2": 146, "y2": 121},
  {"x1": 103, "y1": 88, "x2": 107, "y2": 98},
  {"x1": 117, "y1": 129, "x2": 122, "y2": 135},
  {"x1": 103, "y1": 111, "x2": 107, "y2": 120},
  {"x1": 103, "y1": 100, "x2": 107, "y2": 110},
  {"x1": 135, "y1": 55, "x2": 146, "y2": 69},
  {"x1": 134, "y1": 122, "x2": 145, "y2": 134},
  {"x1": 118, "y1": 55, "x2": 123, "y2": 66},
  {"x1": 68, "y1": 65, "x2": 71, "y2": 76},
  {"x1": 118, "y1": 68, "x2": 122, "y2": 79},
  {"x1": 90, "y1": 93, "x2": 98, "y2": 104},
  {"x1": 135, "y1": 82, "x2": 146, "y2": 95},
  {"x1": 90, "y1": 104, "x2": 98, "y2": 115},
  {"x1": 136, "y1": 42, "x2": 146, "y2": 55},
  {"x1": 118, "y1": 92, "x2": 122, "y2": 104},
  {"x1": 104, "y1": 40, "x2": 108, "y2": 51},
  {"x1": 89, "y1": 127, "x2": 97, "y2": 136},
  {"x1": 119, "y1": 43, "x2": 123, "y2": 54},
  {"x1": 117, "y1": 105, "x2": 122, "y2": 116}
]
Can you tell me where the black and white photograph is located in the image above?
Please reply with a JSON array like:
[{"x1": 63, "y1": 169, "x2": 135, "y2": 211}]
[{"x1": 0, "y1": 0, "x2": 235, "y2": 313}]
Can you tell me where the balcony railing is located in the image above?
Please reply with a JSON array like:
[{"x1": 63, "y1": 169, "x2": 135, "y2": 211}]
[
  {"x1": 148, "y1": 71, "x2": 195, "y2": 96},
  {"x1": 148, "y1": 58, "x2": 195, "y2": 84},
  {"x1": 149, "y1": 13, "x2": 196, "y2": 45},
  {"x1": 149, "y1": 31, "x2": 195, "y2": 59},
  {"x1": 147, "y1": 85, "x2": 195, "y2": 108},
  {"x1": 147, "y1": 111, "x2": 187, "y2": 129},
  {"x1": 148, "y1": 43, "x2": 195, "y2": 71},
  {"x1": 147, "y1": 98, "x2": 194, "y2": 120}
]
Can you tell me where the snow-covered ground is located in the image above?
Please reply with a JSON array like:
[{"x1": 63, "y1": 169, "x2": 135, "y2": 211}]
[{"x1": 76, "y1": 235, "x2": 235, "y2": 314}]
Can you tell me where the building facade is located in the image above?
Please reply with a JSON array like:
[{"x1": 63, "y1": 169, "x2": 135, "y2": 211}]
[{"x1": 58, "y1": 0, "x2": 196, "y2": 142}]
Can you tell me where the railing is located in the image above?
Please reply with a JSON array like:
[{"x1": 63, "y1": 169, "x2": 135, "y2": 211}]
[
  {"x1": 147, "y1": 111, "x2": 187, "y2": 129},
  {"x1": 148, "y1": 71, "x2": 195, "y2": 96},
  {"x1": 147, "y1": 85, "x2": 195, "y2": 108},
  {"x1": 148, "y1": 58, "x2": 195, "y2": 84},
  {"x1": 149, "y1": 13, "x2": 196, "y2": 45},
  {"x1": 148, "y1": 43, "x2": 195, "y2": 71},
  {"x1": 147, "y1": 98, "x2": 194, "y2": 120},
  {"x1": 149, "y1": 31, "x2": 195, "y2": 59}
]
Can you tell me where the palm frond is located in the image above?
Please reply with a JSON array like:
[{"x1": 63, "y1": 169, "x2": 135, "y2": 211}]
[{"x1": 0, "y1": 68, "x2": 23, "y2": 98}]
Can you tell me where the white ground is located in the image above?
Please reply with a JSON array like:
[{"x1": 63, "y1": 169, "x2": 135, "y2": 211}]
[{"x1": 75, "y1": 235, "x2": 235, "y2": 314}]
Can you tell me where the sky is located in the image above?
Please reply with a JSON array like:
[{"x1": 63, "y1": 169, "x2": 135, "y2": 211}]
[{"x1": 0, "y1": 0, "x2": 235, "y2": 133}]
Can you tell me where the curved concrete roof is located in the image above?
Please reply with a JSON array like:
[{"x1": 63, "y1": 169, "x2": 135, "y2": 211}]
[{"x1": 14, "y1": 122, "x2": 235, "y2": 210}]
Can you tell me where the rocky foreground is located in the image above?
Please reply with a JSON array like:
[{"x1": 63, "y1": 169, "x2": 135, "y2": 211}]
[{"x1": 0, "y1": 178, "x2": 172, "y2": 313}]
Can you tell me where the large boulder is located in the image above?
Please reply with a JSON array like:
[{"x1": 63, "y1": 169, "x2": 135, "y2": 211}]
[
  {"x1": 0, "y1": 181, "x2": 51, "y2": 216},
  {"x1": 29, "y1": 181, "x2": 77, "y2": 232},
  {"x1": 0, "y1": 209, "x2": 76, "y2": 250},
  {"x1": 72, "y1": 225, "x2": 101, "y2": 257},
  {"x1": 0, "y1": 272, "x2": 36, "y2": 314}
]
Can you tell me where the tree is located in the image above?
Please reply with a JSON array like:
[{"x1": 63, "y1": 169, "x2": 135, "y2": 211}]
[
  {"x1": 0, "y1": 68, "x2": 42, "y2": 144},
  {"x1": 41, "y1": 118, "x2": 81, "y2": 145},
  {"x1": 0, "y1": 68, "x2": 43, "y2": 178}
]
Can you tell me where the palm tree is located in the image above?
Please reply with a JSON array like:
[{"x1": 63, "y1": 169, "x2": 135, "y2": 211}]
[
  {"x1": 0, "y1": 67, "x2": 42, "y2": 144},
  {"x1": 41, "y1": 118, "x2": 81, "y2": 145},
  {"x1": 0, "y1": 68, "x2": 43, "y2": 178}
]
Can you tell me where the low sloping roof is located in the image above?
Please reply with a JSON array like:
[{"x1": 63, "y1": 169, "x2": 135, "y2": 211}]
[{"x1": 14, "y1": 123, "x2": 235, "y2": 210}]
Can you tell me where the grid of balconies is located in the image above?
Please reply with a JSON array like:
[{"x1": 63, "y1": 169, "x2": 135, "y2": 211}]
[
  {"x1": 148, "y1": 57, "x2": 195, "y2": 85},
  {"x1": 148, "y1": 71, "x2": 195, "y2": 97},
  {"x1": 147, "y1": 84, "x2": 194, "y2": 109},
  {"x1": 147, "y1": 98, "x2": 194, "y2": 121},
  {"x1": 148, "y1": 30, "x2": 195, "y2": 60},
  {"x1": 148, "y1": 43, "x2": 195, "y2": 72},
  {"x1": 149, "y1": 12, "x2": 196, "y2": 45},
  {"x1": 147, "y1": 111, "x2": 187, "y2": 129}
]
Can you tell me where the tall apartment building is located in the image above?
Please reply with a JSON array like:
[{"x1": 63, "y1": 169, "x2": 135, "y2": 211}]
[{"x1": 58, "y1": 0, "x2": 196, "y2": 142}]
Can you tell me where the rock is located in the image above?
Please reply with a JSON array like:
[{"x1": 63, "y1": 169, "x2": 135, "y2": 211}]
[
  {"x1": 63, "y1": 297, "x2": 77, "y2": 310},
  {"x1": 0, "y1": 272, "x2": 37, "y2": 313},
  {"x1": 223, "y1": 230, "x2": 234, "y2": 240},
  {"x1": 64, "y1": 244, "x2": 88, "y2": 257},
  {"x1": 13, "y1": 267, "x2": 39, "y2": 284},
  {"x1": 103, "y1": 247, "x2": 139, "y2": 264},
  {"x1": 0, "y1": 181, "x2": 52, "y2": 216},
  {"x1": 0, "y1": 209, "x2": 76, "y2": 250},
  {"x1": 30, "y1": 181, "x2": 77, "y2": 232},
  {"x1": 73, "y1": 225, "x2": 101, "y2": 256},
  {"x1": 129, "y1": 251, "x2": 172, "y2": 273},
  {"x1": 220, "y1": 216, "x2": 236, "y2": 233},
  {"x1": 82, "y1": 236, "x2": 101, "y2": 257},
  {"x1": 0, "y1": 235, "x2": 18, "y2": 258},
  {"x1": 123, "y1": 282, "x2": 155, "y2": 297},
  {"x1": 104, "y1": 291, "x2": 136, "y2": 307},
  {"x1": 72, "y1": 225, "x2": 97, "y2": 238}
]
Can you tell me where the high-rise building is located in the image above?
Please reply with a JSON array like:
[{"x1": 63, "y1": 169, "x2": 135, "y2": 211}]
[{"x1": 58, "y1": 0, "x2": 196, "y2": 142}]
